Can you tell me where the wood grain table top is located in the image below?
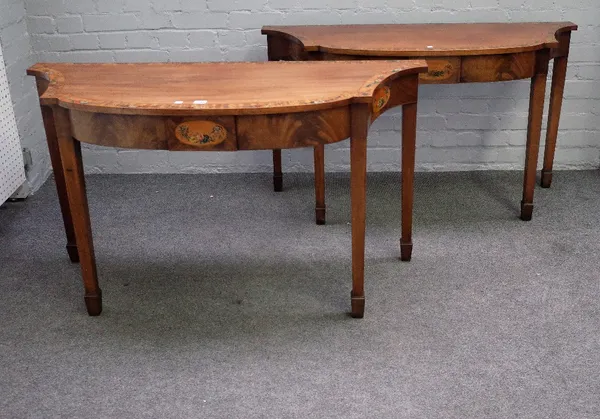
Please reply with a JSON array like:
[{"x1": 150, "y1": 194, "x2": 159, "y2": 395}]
[
  {"x1": 262, "y1": 22, "x2": 578, "y2": 57},
  {"x1": 27, "y1": 61, "x2": 427, "y2": 116}
]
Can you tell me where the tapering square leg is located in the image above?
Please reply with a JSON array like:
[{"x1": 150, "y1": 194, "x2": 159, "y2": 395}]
[
  {"x1": 541, "y1": 53, "x2": 569, "y2": 188},
  {"x1": 521, "y1": 52, "x2": 549, "y2": 221},
  {"x1": 349, "y1": 104, "x2": 369, "y2": 319},
  {"x1": 53, "y1": 107, "x2": 102, "y2": 316},
  {"x1": 314, "y1": 144, "x2": 326, "y2": 225},
  {"x1": 272, "y1": 149, "x2": 283, "y2": 192},
  {"x1": 400, "y1": 103, "x2": 417, "y2": 261},
  {"x1": 41, "y1": 106, "x2": 79, "y2": 263}
]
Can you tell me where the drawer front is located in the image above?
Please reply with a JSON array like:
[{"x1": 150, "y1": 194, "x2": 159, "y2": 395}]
[
  {"x1": 70, "y1": 110, "x2": 168, "y2": 150},
  {"x1": 461, "y1": 52, "x2": 536, "y2": 82},
  {"x1": 237, "y1": 108, "x2": 350, "y2": 150},
  {"x1": 70, "y1": 111, "x2": 237, "y2": 151}
]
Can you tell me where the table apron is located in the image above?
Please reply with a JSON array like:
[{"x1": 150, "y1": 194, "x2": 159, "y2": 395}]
[
  {"x1": 69, "y1": 108, "x2": 356, "y2": 151},
  {"x1": 319, "y1": 51, "x2": 539, "y2": 84}
]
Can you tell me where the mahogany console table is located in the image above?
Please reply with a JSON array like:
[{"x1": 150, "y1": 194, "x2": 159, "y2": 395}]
[
  {"x1": 263, "y1": 22, "x2": 577, "y2": 234},
  {"x1": 28, "y1": 60, "x2": 427, "y2": 318}
]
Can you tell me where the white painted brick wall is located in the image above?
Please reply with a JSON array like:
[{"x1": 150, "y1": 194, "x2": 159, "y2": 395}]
[
  {"x1": 0, "y1": 0, "x2": 50, "y2": 193},
  {"x1": 17, "y1": 0, "x2": 600, "y2": 174}
]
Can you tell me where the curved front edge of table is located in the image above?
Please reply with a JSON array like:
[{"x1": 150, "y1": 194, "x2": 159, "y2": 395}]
[{"x1": 28, "y1": 60, "x2": 426, "y2": 319}]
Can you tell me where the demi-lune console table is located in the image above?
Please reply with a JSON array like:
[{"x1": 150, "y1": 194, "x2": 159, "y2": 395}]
[
  {"x1": 263, "y1": 22, "x2": 577, "y2": 234},
  {"x1": 28, "y1": 60, "x2": 427, "y2": 318}
]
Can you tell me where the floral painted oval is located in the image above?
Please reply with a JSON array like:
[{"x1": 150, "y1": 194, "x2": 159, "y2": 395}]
[
  {"x1": 175, "y1": 121, "x2": 227, "y2": 147},
  {"x1": 421, "y1": 61, "x2": 455, "y2": 82},
  {"x1": 373, "y1": 85, "x2": 391, "y2": 113}
]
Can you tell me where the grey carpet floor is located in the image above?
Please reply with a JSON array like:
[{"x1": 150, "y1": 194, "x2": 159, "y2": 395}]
[{"x1": 1, "y1": 171, "x2": 599, "y2": 418}]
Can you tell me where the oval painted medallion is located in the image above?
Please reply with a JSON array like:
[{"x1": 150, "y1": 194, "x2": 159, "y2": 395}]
[
  {"x1": 373, "y1": 85, "x2": 391, "y2": 113},
  {"x1": 175, "y1": 121, "x2": 227, "y2": 147}
]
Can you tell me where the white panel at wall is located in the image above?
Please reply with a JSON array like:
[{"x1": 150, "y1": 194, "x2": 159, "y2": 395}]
[{"x1": 0, "y1": 43, "x2": 26, "y2": 204}]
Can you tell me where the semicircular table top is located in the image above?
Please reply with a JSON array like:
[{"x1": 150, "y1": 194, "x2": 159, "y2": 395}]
[
  {"x1": 262, "y1": 22, "x2": 578, "y2": 57},
  {"x1": 27, "y1": 61, "x2": 427, "y2": 115}
]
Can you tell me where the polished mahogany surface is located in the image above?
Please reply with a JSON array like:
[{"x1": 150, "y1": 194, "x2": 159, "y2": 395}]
[
  {"x1": 27, "y1": 61, "x2": 427, "y2": 115},
  {"x1": 262, "y1": 22, "x2": 577, "y2": 56}
]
